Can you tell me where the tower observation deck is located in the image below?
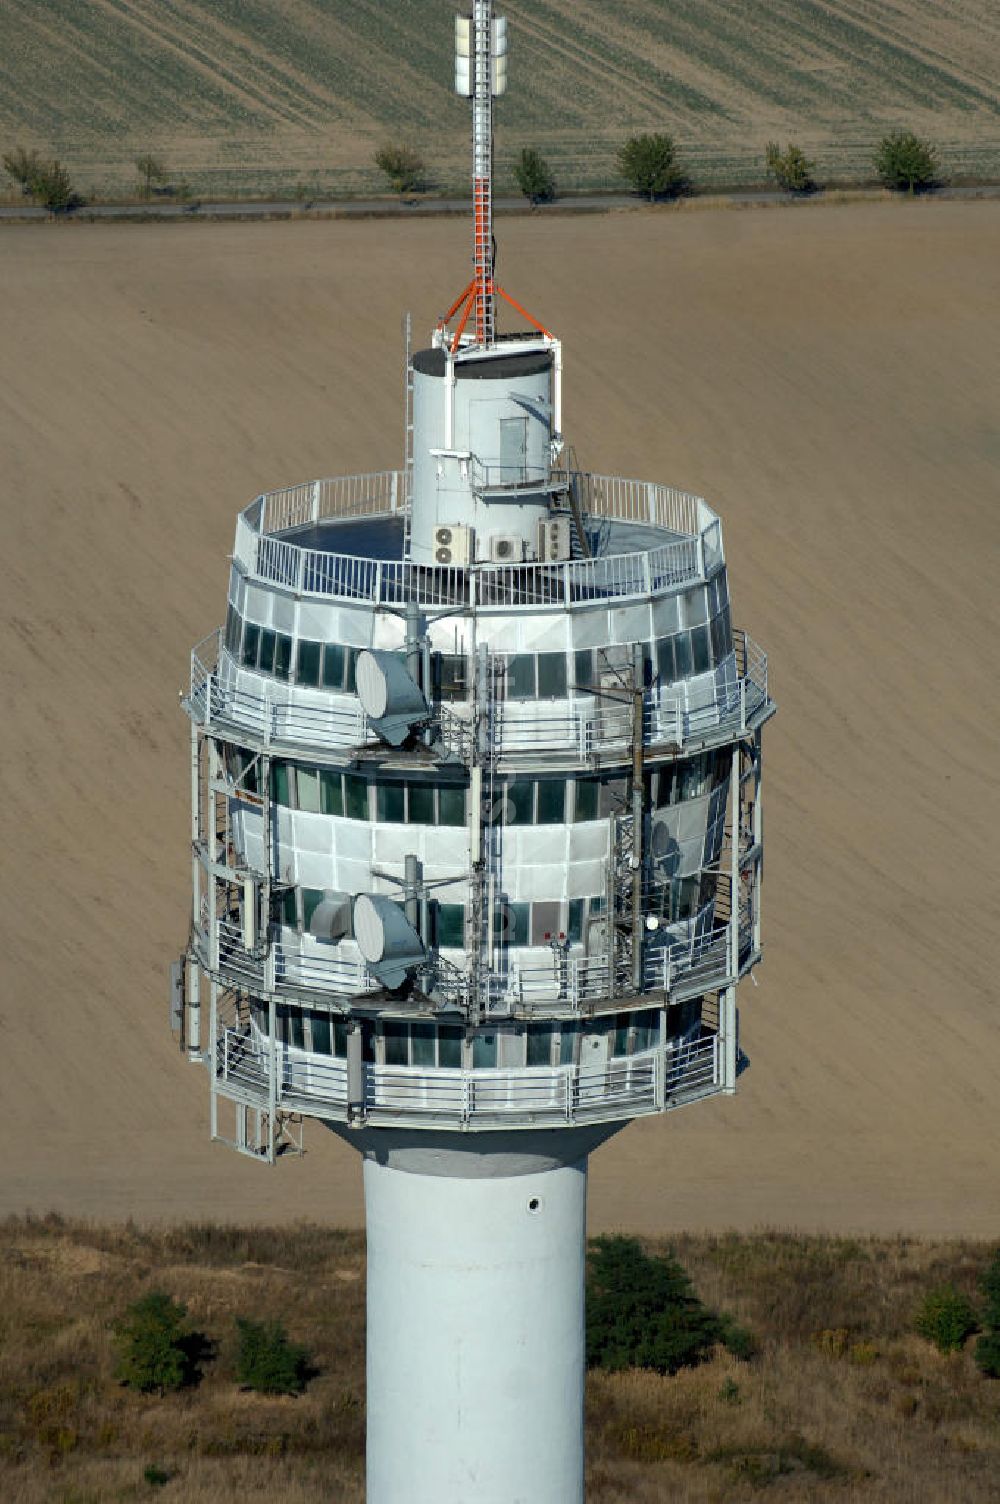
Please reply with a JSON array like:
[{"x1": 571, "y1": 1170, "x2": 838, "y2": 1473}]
[{"x1": 176, "y1": 6, "x2": 774, "y2": 1501}]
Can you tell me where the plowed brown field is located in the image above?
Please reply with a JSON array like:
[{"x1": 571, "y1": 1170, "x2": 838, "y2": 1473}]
[{"x1": 1, "y1": 198, "x2": 997, "y2": 1234}]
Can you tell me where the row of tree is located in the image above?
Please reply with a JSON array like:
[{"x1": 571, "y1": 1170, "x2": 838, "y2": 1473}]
[
  {"x1": 2, "y1": 130, "x2": 942, "y2": 213},
  {"x1": 377, "y1": 129, "x2": 941, "y2": 202}
]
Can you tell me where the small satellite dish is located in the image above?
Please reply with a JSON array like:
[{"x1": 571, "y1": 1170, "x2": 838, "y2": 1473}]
[
  {"x1": 356, "y1": 650, "x2": 429, "y2": 746},
  {"x1": 354, "y1": 893, "x2": 425, "y2": 989}
]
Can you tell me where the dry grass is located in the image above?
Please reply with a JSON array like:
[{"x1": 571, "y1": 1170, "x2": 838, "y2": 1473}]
[{"x1": 2, "y1": 1218, "x2": 999, "y2": 1502}]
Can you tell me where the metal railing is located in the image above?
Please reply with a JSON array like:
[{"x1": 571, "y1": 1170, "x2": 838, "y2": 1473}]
[
  {"x1": 187, "y1": 633, "x2": 769, "y2": 759},
  {"x1": 231, "y1": 469, "x2": 721, "y2": 610},
  {"x1": 214, "y1": 1028, "x2": 721, "y2": 1128}
]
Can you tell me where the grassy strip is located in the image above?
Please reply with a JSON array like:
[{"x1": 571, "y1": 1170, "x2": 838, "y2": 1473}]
[{"x1": 1, "y1": 1217, "x2": 998, "y2": 1501}]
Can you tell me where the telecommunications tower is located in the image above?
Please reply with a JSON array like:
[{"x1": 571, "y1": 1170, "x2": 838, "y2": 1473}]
[{"x1": 175, "y1": 5, "x2": 774, "y2": 1500}]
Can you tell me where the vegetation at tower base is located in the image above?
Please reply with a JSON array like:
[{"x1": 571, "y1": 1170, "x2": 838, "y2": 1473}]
[
  {"x1": 913, "y1": 1284, "x2": 979, "y2": 1354},
  {"x1": 113, "y1": 1291, "x2": 210, "y2": 1394},
  {"x1": 135, "y1": 153, "x2": 168, "y2": 199},
  {"x1": 513, "y1": 147, "x2": 556, "y2": 205},
  {"x1": 874, "y1": 130, "x2": 939, "y2": 193},
  {"x1": 235, "y1": 1316, "x2": 312, "y2": 1395},
  {"x1": 586, "y1": 1236, "x2": 730, "y2": 1375},
  {"x1": 616, "y1": 133, "x2": 686, "y2": 201},
  {"x1": 373, "y1": 143, "x2": 426, "y2": 194},
  {"x1": 5, "y1": 1218, "x2": 1000, "y2": 1499},
  {"x1": 764, "y1": 140, "x2": 816, "y2": 195},
  {"x1": 975, "y1": 1249, "x2": 1000, "y2": 1378}
]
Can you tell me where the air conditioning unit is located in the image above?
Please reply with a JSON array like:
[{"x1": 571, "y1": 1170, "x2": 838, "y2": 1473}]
[
  {"x1": 434, "y1": 523, "x2": 473, "y2": 566},
  {"x1": 537, "y1": 515, "x2": 571, "y2": 562},
  {"x1": 490, "y1": 533, "x2": 524, "y2": 563}
]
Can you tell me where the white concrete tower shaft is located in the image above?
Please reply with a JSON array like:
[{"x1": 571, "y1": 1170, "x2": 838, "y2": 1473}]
[{"x1": 340, "y1": 1128, "x2": 618, "y2": 1504}]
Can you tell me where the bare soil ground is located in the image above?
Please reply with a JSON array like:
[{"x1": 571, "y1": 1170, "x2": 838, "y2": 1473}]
[
  {"x1": 1, "y1": 1, "x2": 998, "y2": 198},
  {"x1": 0, "y1": 199, "x2": 997, "y2": 1234},
  {"x1": 1, "y1": 1218, "x2": 998, "y2": 1502}
]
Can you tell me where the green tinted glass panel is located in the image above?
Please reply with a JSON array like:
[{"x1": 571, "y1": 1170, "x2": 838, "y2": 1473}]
[
  {"x1": 281, "y1": 888, "x2": 298, "y2": 926},
  {"x1": 271, "y1": 762, "x2": 291, "y2": 807},
  {"x1": 506, "y1": 655, "x2": 535, "y2": 699},
  {"x1": 472, "y1": 1031, "x2": 497, "y2": 1069},
  {"x1": 384, "y1": 1022, "x2": 408, "y2": 1066},
  {"x1": 438, "y1": 786, "x2": 465, "y2": 827},
  {"x1": 242, "y1": 621, "x2": 260, "y2": 668},
  {"x1": 283, "y1": 1008, "x2": 304, "y2": 1049},
  {"x1": 527, "y1": 1025, "x2": 552, "y2": 1067},
  {"x1": 506, "y1": 903, "x2": 530, "y2": 946},
  {"x1": 361, "y1": 1023, "x2": 375, "y2": 1063},
  {"x1": 614, "y1": 1017, "x2": 630, "y2": 1057},
  {"x1": 536, "y1": 780, "x2": 565, "y2": 824},
  {"x1": 333, "y1": 1019, "x2": 348, "y2": 1058},
  {"x1": 407, "y1": 783, "x2": 434, "y2": 824},
  {"x1": 322, "y1": 643, "x2": 345, "y2": 688},
  {"x1": 296, "y1": 640, "x2": 322, "y2": 687},
  {"x1": 344, "y1": 775, "x2": 368, "y2": 820},
  {"x1": 567, "y1": 899, "x2": 584, "y2": 943},
  {"x1": 258, "y1": 628, "x2": 276, "y2": 674},
  {"x1": 674, "y1": 632, "x2": 693, "y2": 679},
  {"x1": 574, "y1": 648, "x2": 593, "y2": 689},
  {"x1": 633, "y1": 1008, "x2": 659, "y2": 1052},
  {"x1": 297, "y1": 767, "x2": 321, "y2": 814},
  {"x1": 225, "y1": 604, "x2": 240, "y2": 654},
  {"x1": 574, "y1": 778, "x2": 599, "y2": 822},
  {"x1": 536, "y1": 652, "x2": 567, "y2": 698},
  {"x1": 321, "y1": 770, "x2": 343, "y2": 816},
  {"x1": 691, "y1": 625, "x2": 711, "y2": 675},
  {"x1": 437, "y1": 904, "x2": 465, "y2": 947},
  {"x1": 345, "y1": 648, "x2": 359, "y2": 693},
  {"x1": 376, "y1": 783, "x2": 405, "y2": 823},
  {"x1": 274, "y1": 635, "x2": 292, "y2": 681},
  {"x1": 302, "y1": 889, "x2": 324, "y2": 932},
  {"x1": 311, "y1": 1013, "x2": 332, "y2": 1055},
  {"x1": 439, "y1": 1027, "x2": 462, "y2": 1069},
  {"x1": 411, "y1": 1022, "x2": 435, "y2": 1067},
  {"x1": 657, "y1": 637, "x2": 676, "y2": 683},
  {"x1": 440, "y1": 654, "x2": 467, "y2": 700},
  {"x1": 506, "y1": 781, "x2": 533, "y2": 826},
  {"x1": 559, "y1": 1024, "x2": 577, "y2": 1065}
]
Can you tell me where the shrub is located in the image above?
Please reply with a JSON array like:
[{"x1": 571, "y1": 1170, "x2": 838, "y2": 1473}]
[
  {"x1": 2, "y1": 149, "x2": 79, "y2": 210},
  {"x1": 914, "y1": 1285, "x2": 978, "y2": 1353},
  {"x1": 616, "y1": 133, "x2": 685, "y2": 201},
  {"x1": 3, "y1": 146, "x2": 43, "y2": 195},
  {"x1": 586, "y1": 1236, "x2": 723, "y2": 1375},
  {"x1": 979, "y1": 1248, "x2": 1000, "y2": 1329},
  {"x1": 874, "y1": 131, "x2": 938, "y2": 193},
  {"x1": 114, "y1": 1291, "x2": 208, "y2": 1394},
  {"x1": 975, "y1": 1331, "x2": 1000, "y2": 1379},
  {"x1": 764, "y1": 140, "x2": 815, "y2": 194},
  {"x1": 513, "y1": 147, "x2": 555, "y2": 204},
  {"x1": 374, "y1": 144, "x2": 425, "y2": 194},
  {"x1": 235, "y1": 1317, "x2": 311, "y2": 1395},
  {"x1": 136, "y1": 153, "x2": 167, "y2": 199}
]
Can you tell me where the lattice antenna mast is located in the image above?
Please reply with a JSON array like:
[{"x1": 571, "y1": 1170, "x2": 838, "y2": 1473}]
[{"x1": 455, "y1": 2, "x2": 507, "y2": 346}]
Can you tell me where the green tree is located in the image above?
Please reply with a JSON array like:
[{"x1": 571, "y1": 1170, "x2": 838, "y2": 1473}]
[
  {"x1": 136, "y1": 153, "x2": 167, "y2": 199},
  {"x1": 113, "y1": 1291, "x2": 207, "y2": 1394},
  {"x1": 914, "y1": 1285, "x2": 978, "y2": 1353},
  {"x1": 3, "y1": 146, "x2": 43, "y2": 195},
  {"x1": 30, "y1": 160, "x2": 80, "y2": 212},
  {"x1": 874, "y1": 131, "x2": 938, "y2": 193},
  {"x1": 975, "y1": 1332, "x2": 1000, "y2": 1378},
  {"x1": 374, "y1": 144, "x2": 426, "y2": 194},
  {"x1": 235, "y1": 1317, "x2": 311, "y2": 1395},
  {"x1": 764, "y1": 140, "x2": 815, "y2": 194},
  {"x1": 978, "y1": 1247, "x2": 1000, "y2": 1330},
  {"x1": 586, "y1": 1236, "x2": 724, "y2": 1375},
  {"x1": 616, "y1": 133, "x2": 684, "y2": 201},
  {"x1": 513, "y1": 147, "x2": 555, "y2": 205}
]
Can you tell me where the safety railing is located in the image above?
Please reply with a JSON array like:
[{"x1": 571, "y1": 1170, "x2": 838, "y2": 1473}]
[
  {"x1": 213, "y1": 1028, "x2": 722, "y2": 1127},
  {"x1": 188, "y1": 637, "x2": 769, "y2": 759},
  {"x1": 232, "y1": 470, "x2": 722, "y2": 610}
]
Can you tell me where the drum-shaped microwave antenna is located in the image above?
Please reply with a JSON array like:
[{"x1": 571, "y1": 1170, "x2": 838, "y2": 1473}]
[
  {"x1": 354, "y1": 893, "x2": 425, "y2": 989},
  {"x1": 356, "y1": 649, "x2": 429, "y2": 746}
]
